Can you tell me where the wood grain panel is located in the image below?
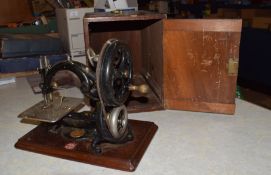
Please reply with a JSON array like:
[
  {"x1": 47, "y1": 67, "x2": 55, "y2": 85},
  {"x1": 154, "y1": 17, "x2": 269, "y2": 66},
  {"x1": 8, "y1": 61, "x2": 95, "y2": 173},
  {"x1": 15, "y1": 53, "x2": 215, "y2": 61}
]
[
  {"x1": 86, "y1": 20, "x2": 154, "y2": 74},
  {"x1": 141, "y1": 20, "x2": 163, "y2": 101},
  {"x1": 0, "y1": 0, "x2": 33, "y2": 25},
  {"x1": 165, "y1": 99, "x2": 235, "y2": 114},
  {"x1": 84, "y1": 11, "x2": 165, "y2": 23},
  {"x1": 164, "y1": 19, "x2": 242, "y2": 32},
  {"x1": 163, "y1": 19, "x2": 242, "y2": 114},
  {"x1": 83, "y1": 13, "x2": 242, "y2": 114}
]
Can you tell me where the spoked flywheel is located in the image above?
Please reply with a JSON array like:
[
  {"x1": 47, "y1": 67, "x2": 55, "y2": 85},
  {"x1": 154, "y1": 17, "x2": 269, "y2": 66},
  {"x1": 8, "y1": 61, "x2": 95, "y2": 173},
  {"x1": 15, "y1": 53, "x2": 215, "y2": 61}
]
[{"x1": 96, "y1": 39, "x2": 133, "y2": 107}]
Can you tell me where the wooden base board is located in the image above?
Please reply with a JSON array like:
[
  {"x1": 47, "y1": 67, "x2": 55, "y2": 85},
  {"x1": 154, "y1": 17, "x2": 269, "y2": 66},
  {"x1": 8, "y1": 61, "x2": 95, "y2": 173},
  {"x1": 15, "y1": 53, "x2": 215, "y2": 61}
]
[{"x1": 15, "y1": 120, "x2": 158, "y2": 172}]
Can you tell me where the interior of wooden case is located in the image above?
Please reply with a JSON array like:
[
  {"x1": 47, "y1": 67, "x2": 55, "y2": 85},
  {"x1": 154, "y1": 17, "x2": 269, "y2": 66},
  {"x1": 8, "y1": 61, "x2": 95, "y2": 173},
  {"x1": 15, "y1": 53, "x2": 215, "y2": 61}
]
[{"x1": 87, "y1": 19, "x2": 164, "y2": 112}]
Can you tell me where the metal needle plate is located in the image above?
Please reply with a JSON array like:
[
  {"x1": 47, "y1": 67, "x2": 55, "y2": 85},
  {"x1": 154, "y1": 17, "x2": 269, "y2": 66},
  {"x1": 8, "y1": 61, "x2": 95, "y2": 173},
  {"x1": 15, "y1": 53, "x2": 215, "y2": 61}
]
[{"x1": 18, "y1": 97, "x2": 84, "y2": 123}]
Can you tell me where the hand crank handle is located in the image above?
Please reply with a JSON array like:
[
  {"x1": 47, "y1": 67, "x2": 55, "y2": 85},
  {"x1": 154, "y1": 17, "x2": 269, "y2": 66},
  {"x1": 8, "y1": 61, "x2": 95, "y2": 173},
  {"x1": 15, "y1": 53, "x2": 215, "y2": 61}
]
[{"x1": 128, "y1": 84, "x2": 149, "y2": 94}]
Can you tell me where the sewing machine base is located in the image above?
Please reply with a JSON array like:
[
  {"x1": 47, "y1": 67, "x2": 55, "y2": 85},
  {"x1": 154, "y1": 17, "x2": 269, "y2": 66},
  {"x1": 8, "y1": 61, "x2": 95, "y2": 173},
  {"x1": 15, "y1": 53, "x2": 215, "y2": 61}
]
[{"x1": 15, "y1": 119, "x2": 158, "y2": 172}]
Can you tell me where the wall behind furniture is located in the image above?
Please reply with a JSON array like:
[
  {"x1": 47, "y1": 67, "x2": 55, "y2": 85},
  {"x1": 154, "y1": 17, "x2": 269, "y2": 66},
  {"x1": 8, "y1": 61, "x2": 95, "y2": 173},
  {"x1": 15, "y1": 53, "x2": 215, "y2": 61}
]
[{"x1": 0, "y1": 0, "x2": 33, "y2": 25}]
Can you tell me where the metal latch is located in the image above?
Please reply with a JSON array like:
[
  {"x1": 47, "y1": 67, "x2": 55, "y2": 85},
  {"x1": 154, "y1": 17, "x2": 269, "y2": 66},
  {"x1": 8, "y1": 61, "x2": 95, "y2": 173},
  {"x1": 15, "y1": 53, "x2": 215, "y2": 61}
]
[{"x1": 227, "y1": 58, "x2": 239, "y2": 76}]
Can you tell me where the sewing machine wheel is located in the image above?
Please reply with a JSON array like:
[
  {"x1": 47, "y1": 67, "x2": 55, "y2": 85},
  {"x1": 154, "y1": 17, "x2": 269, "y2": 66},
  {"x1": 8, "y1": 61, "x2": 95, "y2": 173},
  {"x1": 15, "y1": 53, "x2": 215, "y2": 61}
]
[
  {"x1": 107, "y1": 105, "x2": 128, "y2": 139},
  {"x1": 97, "y1": 39, "x2": 133, "y2": 106}
]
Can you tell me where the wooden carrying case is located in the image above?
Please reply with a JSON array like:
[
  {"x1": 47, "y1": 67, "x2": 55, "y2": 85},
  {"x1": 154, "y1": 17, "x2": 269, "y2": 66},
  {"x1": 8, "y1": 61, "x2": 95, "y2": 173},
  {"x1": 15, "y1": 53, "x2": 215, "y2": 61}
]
[{"x1": 83, "y1": 11, "x2": 242, "y2": 115}]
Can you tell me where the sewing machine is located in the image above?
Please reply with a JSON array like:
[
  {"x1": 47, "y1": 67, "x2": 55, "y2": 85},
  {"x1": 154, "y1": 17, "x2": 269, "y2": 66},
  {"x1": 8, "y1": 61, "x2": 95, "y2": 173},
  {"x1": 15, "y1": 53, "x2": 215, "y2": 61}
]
[{"x1": 15, "y1": 39, "x2": 157, "y2": 171}]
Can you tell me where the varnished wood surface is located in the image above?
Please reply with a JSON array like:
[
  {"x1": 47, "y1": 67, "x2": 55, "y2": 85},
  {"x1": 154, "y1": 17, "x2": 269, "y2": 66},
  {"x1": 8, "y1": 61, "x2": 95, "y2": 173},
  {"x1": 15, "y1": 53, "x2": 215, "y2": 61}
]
[
  {"x1": 15, "y1": 120, "x2": 158, "y2": 172},
  {"x1": 83, "y1": 12, "x2": 242, "y2": 114},
  {"x1": 83, "y1": 11, "x2": 165, "y2": 73},
  {"x1": 84, "y1": 11, "x2": 166, "y2": 23},
  {"x1": 166, "y1": 99, "x2": 235, "y2": 114},
  {"x1": 0, "y1": 0, "x2": 33, "y2": 25},
  {"x1": 164, "y1": 19, "x2": 242, "y2": 32},
  {"x1": 163, "y1": 20, "x2": 242, "y2": 114},
  {"x1": 141, "y1": 20, "x2": 164, "y2": 102}
]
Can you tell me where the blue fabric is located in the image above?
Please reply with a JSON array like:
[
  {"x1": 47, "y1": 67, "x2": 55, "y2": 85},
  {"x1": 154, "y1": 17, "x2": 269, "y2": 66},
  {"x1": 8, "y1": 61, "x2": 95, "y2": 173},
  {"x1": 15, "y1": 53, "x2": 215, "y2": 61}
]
[{"x1": 0, "y1": 54, "x2": 66, "y2": 73}]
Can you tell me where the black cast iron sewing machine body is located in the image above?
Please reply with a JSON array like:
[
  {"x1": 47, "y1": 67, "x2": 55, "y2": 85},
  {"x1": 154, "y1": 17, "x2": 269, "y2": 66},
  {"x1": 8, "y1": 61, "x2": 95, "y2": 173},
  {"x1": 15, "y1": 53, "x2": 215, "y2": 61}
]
[{"x1": 19, "y1": 39, "x2": 148, "y2": 153}]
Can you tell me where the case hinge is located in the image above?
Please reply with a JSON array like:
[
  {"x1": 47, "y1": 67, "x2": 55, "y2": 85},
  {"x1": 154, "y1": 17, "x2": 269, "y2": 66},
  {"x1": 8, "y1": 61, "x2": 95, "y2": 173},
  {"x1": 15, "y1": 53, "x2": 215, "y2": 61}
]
[{"x1": 227, "y1": 58, "x2": 239, "y2": 76}]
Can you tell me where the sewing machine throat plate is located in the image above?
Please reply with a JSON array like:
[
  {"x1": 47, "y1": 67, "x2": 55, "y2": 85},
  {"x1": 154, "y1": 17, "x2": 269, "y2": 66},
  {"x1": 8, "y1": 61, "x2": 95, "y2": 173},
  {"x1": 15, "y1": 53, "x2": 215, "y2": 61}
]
[{"x1": 18, "y1": 97, "x2": 84, "y2": 123}]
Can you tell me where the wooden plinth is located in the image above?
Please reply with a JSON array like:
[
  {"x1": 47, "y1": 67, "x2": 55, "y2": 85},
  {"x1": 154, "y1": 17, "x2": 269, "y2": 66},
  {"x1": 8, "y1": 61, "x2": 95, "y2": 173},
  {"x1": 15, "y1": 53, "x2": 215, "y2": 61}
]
[{"x1": 15, "y1": 120, "x2": 158, "y2": 172}]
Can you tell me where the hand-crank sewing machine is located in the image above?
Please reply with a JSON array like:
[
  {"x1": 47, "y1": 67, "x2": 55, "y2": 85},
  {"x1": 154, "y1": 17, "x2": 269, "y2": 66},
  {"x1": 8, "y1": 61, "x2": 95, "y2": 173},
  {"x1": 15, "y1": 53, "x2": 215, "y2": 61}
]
[
  {"x1": 15, "y1": 39, "x2": 157, "y2": 171},
  {"x1": 14, "y1": 9, "x2": 241, "y2": 171}
]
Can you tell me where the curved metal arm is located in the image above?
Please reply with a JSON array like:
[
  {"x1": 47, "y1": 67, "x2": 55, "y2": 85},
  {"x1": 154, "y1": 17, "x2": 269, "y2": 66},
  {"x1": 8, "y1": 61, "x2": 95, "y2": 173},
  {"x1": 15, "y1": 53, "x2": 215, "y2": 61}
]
[{"x1": 41, "y1": 60, "x2": 96, "y2": 98}]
